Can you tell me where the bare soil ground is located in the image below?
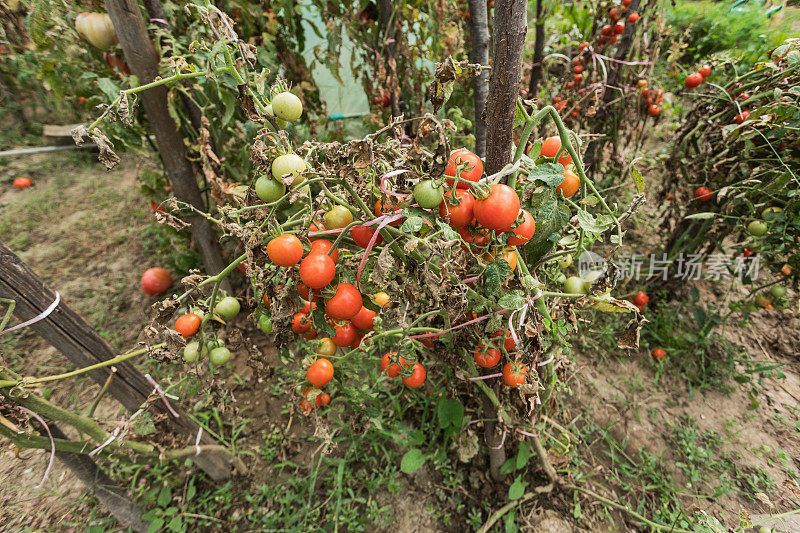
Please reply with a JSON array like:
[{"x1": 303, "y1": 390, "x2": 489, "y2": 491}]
[{"x1": 1, "y1": 151, "x2": 798, "y2": 532}]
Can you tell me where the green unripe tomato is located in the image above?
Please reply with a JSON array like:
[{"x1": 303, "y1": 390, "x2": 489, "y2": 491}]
[
  {"x1": 271, "y1": 92, "x2": 303, "y2": 121},
  {"x1": 255, "y1": 175, "x2": 286, "y2": 203},
  {"x1": 215, "y1": 296, "x2": 240, "y2": 320},
  {"x1": 264, "y1": 104, "x2": 288, "y2": 129},
  {"x1": 555, "y1": 273, "x2": 567, "y2": 284},
  {"x1": 747, "y1": 220, "x2": 768, "y2": 236},
  {"x1": 770, "y1": 285, "x2": 787, "y2": 299},
  {"x1": 183, "y1": 341, "x2": 200, "y2": 363},
  {"x1": 272, "y1": 153, "x2": 308, "y2": 186},
  {"x1": 758, "y1": 527, "x2": 773, "y2": 533},
  {"x1": 558, "y1": 255, "x2": 573, "y2": 269},
  {"x1": 258, "y1": 314, "x2": 272, "y2": 334},
  {"x1": 413, "y1": 180, "x2": 443, "y2": 209},
  {"x1": 762, "y1": 206, "x2": 783, "y2": 220},
  {"x1": 564, "y1": 276, "x2": 588, "y2": 295},
  {"x1": 209, "y1": 346, "x2": 231, "y2": 366},
  {"x1": 324, "y1": 205, "x2": 354, "y2": 229},
  {"x1": 190, "y1": 307, "x2": 205, "y2": 319}
]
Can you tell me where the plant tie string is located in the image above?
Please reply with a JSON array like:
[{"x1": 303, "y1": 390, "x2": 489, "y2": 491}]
[
  {"x1": 195, "y1": 427, "x2": 204, "y2": 456},
  {"x1": 1, "y1": 292, "x2": 60, "y2": 336},
  {"x1": 356, "y1": 213, "x2": 402, "y2": 290},
  {"x1": 145, "y1": 374, "x2": 180, "y2": 418},
  {"x1": 17, "y1": 406, "x2": 54, "y2": 488}
]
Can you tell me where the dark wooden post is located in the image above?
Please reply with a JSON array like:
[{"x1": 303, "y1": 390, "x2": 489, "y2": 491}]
[
  {"x1": 528, "y1": 0, "x2": 546, "y2": 99},
  {"x1": 484, "y1": 0, "x2": 528, "y2": 176},
  {"x1": 103, "y1": 0, "x2": 231, "y2": 293},
  {"x1": 581, "y1": 0, "x2": 642, "y2": 172},
  {"x1": 0, "y1": 242, "x2": 232, "y2": 480},
  {"x1": 467, "y1": 0, "x2": 490, "y2": 158}
]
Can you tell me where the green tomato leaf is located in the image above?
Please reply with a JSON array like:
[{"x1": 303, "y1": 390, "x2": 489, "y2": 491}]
[
  {"x1": 527, "y1": 162, "x2": 566, "y2": 188},
  {"x1": 157, "y1": 486, "x2": 172, "y2": 508},
  {"x1": 515, "y1": 441, "x2": 532, "y2": 469},
  {"x1": 508, "y1": 476, "x2": 528, "y2": 500},
  {"x1": 400, "y1": 216, "x2": 426, "y2": 233},
  {"x1": 147, "y1": 518, "x2": 165, "y2": 533},
  {"x1": 437, "y1": 398, "x2": 464, "y2": 431},
  {"x1": 400, "y1": 448, "x2": 426, "y2": 474},
  {"x1": 630, "y1": 165, "x2": 645, "y2": 193},
  {"x1": 498, "y1": 291, "x2": 527, "y2": 310}
]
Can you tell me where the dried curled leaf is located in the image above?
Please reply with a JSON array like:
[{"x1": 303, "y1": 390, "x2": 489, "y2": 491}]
[
  {"x1": 71, "y1": 125, "x2": 120, "y2": 170},
  {"x1": 617, "y1": 313, "x2": 648, "y2": 350}
]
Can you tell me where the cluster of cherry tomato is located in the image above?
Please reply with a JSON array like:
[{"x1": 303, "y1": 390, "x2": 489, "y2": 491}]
[
  {"x1": 597, "y1": 0, "x2": 639, "y2": 48},
  {"x1": 637, "y1": 79, "x2": 664, "y2": 116},
  {"x1": 684, "y1": 65, "x2": 711, "y2": 90}
]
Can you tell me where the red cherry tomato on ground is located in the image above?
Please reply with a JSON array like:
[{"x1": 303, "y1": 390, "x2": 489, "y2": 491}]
[
  {"x1": 381, "y1": 352, "x2": 405, "y2": 377},
  {"x1": 540, "y1": 136, "x2": 573, "y2": 165},
  {"x1": 350, "y1": 306, "x2": 377, "y2": 330},
  {"x1": 694, "y1": 186, "x2": 713, "y2": 202},
  {"x1": 445, "y1": 149, "x2": 484, "y2": 189},
  {"x1": 141, "y1": 267, "x2": 172, "y2": 296},
  {"x1": 734, "y1": 111, "x2": 750, "y2": 124},
  {"x1": 474, "y1": 184, "x2": 521, "y2": 232},
  {"x1": 651, "y1": 348, "x2": 667, "y2": 361},
  {"x1": 13, "y1": 177, "x2": 33, "y2": 189},
  {"x1": 309, "y1": 239, "x2": 339, "y2": 263},
  {"x1": 402, "y1": 362, "x2": 426, "y2": 388},
  {"x1": 507, "y1": 210, "x2": 536, "y2": 245},
  {"x1": 299, "y1": 253, "x2": 336, "y2": 289},
  {"x1": 684, "y1": 73, "x2": 703, "y2": 89},
  {"x1": 267, "y1": 234, "x2": 304, "y2": 267},
  {"x1": 175, "y1": 313, "x2": 201, "y2": 338},
  {"x1": 307, "y1": 358, "x2": 334, "y2": 386},
  {"x1": 632, "y1": 291, "x2": 649, "y2": 307},
  {"x1": 351, "y1": 224, "x2": 384, "y2": 248},
  {"x1": 474, "y1": 345, "x2": 501, "y2": 368},
  {"x1": 503, "y1": 361, "x2": 528, "y2": 388},
  {"x1": 326, "y1": 283, "x2": 363, "y2": 320},
  {"x1": 439, "y1": 189, "x2": 476, "y2": 228}
]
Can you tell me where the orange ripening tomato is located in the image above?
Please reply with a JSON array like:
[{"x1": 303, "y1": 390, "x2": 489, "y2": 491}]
[
  {"x1": 307, "y1": 358, "x2": 334, "y2": 386},
  {"x1": 483, "y1": 247, "x2": 518, "y2": 271},
  {"x1": 556, "y1": 168, "x2": 580, "y2": 198},
  {"x1": 540, "y1": 136, "x2": 572, "y2": 166},
  {"x1": 175, "y1": 313, "x2": 201, "y2": 338},
  {"x1": 267, "y1": 234, "x2": 303, "y2": 267},
  {"x1": 503, "y1": 361, "x2": 528, "y2": 388},
  {"x1": 444, "y1": 148, "x2": 484, "y2": 189}
]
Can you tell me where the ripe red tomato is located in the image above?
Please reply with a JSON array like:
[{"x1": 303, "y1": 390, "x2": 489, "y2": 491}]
[
  {"x1": 573, "y1": 65, "x2": 584, "y2": 74},
  {"x1": 601, "y1": 25, "x2": 612, "y2": 36},
  {"x1": 566, "y1": 81, "x2": 576, "y2": 89},
  {"x1": 628, "y1": 12, "x2": 639, "y2": 23},
  {"x1": 492, "y1": 330, "x2": 517, "y2": 351},
  {"x1": 381, "y1": 352, "x2": 405, "y2": 377},
  {"x1": 325, "y1": 283, "x2": 363, "y2": 320},
  {"x1": 267, "y1": 234, "x2": 304, "y2": 267},
  {"x1": 307, "y1": 358, "x2": 334, "y2": 386},
  {"x1": 474, "y1": 345, "x2": 501, "y2": 368},
  {"x1": 507, "y1": 210, "x2": 536, "y2": 245},
  {"x1": 637, "y1": 79, "x2": 647, "y2": 89},
  {"x1": 474, "y1": 184, "x2": 520, "y2": 232},
  {"x1": 503, "y1": 361, "x2": 528, "y2": 388},
  {"x1": 609, "y1": 7, "x2": 619, "y2": 20},
  {"x1": 612, "y1": 22, "x2": 625, "y2": 34},
  {"x1": 647, "y1": 105, "x2": 661, "y2": 116},
  {"x1": 694, "y1": 186, "x2": 713, "y2": 202},
  {"x1": 351, "y1": 224, "x2": 384, "y2": 248},
  {"x1": 175, "y1": 313, "x2": 201, "y2": 338},
  {"x1": 698, "y1": 65, "x2": 711, "y2": 78},
  {"x1": 439, "y1": 189, "x2": 476, "y2": 228},
  {"x1": 299, "y1": 253, "x2": 336, "y2": 289},
  {"x1": 556, "y1": 168, "x2": 581, "y2": 198},
  {"x1": 573, "y1": 56, "x2": 584, "y2": 66},
  {"x1": 445, "y1": 149, "x2": 484, "y2": 189},
  {"x1": 350, "y1": 306, "x2": 377, "y2": 330},
  {"x1": 743, "y1": 248, "x2": 754, "y2": 257},
  {"x1": 684, "y1": 73, "x2": 703, "y2": 89},
  {"x1": 350, "y1": 332, "x2": 364, "y2": 349},
  {"x1": 309, "y1": 239, "x2": 339, "y2": 263},
  {"x1": 610, "y1": 35, "x2": 618, "y2": 44},
  {"x1": 374, "y1": 199, "x2": 404, "y2": 226},
  {"x1": 632, "y1": 291, "x2": 649, "y2": 306},
  {"x1": 540, "y1": 136, "x2": 572, "y2": 165},
  {"x1": 457, "y1": 226, "x2": 491, "y2": 251},
  {"x1": 13, "y1": 177, "x2": 33, "y2": 189},
  {"x1": 579, "y1": 41, "x2": 589, "y2": 50},
  {"x1": 734, "y1": 111, "x2": 750, "y2": 124},
  {"x1": 402, "y1": 362, "x2": 426, "y2": 388},
  {"x1": 292, "y1": 311, "x2": 311, "y2": 334},
  {"x1": 300, "y1": 301, "x2": 318, "y2": 314},
  {"x1": 332, "y1": 322, "x2": 357, "y2": 347},
  {"x1": 623, "y1": 0, "x2": 631, "y2": 6},
  {"x1": 573, "y1": 74, "x2": 583, "y2": 84},
  {"x1": 651, "y1": 348, "x2": 667, "y2": 361},
  {"x1": 141, "y1": 267, "x2": 172, "y2": 296}
]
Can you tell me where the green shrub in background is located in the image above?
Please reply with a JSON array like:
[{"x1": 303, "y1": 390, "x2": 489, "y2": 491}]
[{"x1": 667, "y1": 0, "x2": 798, "y2": 66}]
